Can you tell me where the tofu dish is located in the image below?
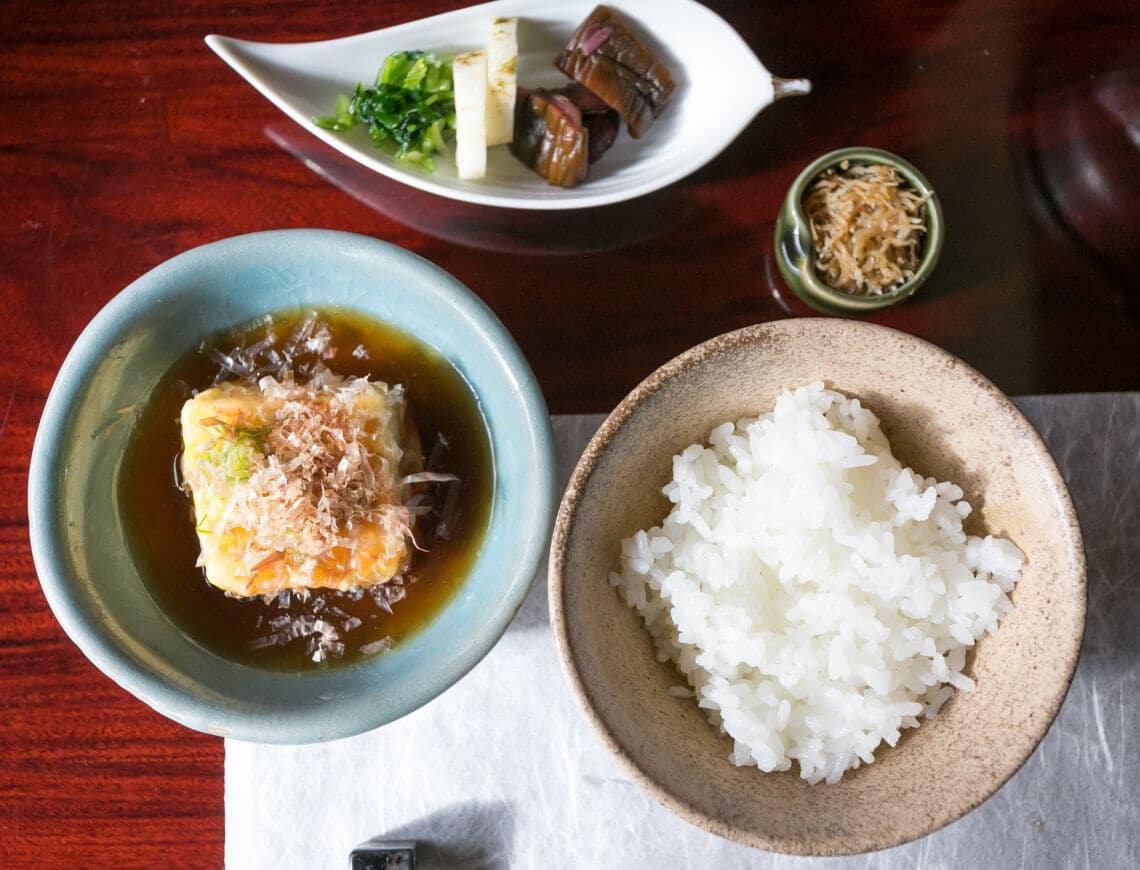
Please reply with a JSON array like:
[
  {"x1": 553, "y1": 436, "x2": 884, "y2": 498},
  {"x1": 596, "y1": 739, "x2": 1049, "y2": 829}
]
[
  {"x1": 118, "y1": 309, "x2": 493, "y2": 669},
  {"x1": 180, "y1": 373, "x2": 423, "y2": 598}
]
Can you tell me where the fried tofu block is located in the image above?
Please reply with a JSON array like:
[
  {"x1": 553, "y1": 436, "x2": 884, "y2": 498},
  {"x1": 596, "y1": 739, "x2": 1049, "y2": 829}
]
[{"x1": 180, "y1": 375, "x2": 418, "y2": 597}]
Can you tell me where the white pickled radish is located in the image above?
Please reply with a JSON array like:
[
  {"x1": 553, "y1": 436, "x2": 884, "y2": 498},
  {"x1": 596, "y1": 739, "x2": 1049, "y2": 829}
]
[
  {"x1": 453, "y1": 50, "x2": 488, "y2": 179},
  {"x1": 485, "y1": 17, "x2": 518, "y2": 146}
]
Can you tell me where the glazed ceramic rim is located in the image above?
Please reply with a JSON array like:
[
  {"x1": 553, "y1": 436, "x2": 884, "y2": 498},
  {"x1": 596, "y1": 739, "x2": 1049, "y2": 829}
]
[
  {"x1": 775, "y1": 147, "x2": 945, "y2": 314},
  {"x1": 548, "y1": 319, "x2": 1086, "y2": 855},
  {"x1": 28, "y1": 229, "x2": 556, "y2": 743}
]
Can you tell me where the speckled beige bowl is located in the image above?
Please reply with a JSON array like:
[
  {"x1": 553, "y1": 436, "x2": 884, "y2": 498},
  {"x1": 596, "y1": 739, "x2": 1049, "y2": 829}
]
[{"x1": 549, "y1": 319, "x2": 1085, "y2": 856}]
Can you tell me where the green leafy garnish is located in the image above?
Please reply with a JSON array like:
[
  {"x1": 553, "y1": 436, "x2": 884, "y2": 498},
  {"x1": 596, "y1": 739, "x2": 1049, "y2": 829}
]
[
  {"x1": 204, "y1": 424, "x2": 269, "y2": 484},
  {"x1": 315, "y1": 51, "x2": 456, "y2": 172}
]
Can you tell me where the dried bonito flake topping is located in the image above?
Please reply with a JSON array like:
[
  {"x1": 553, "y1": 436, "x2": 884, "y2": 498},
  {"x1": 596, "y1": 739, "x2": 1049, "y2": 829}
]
[
  {"x1": 179, "y1": 371, "x2": 421, "y2": 597},
  {"x1": 804, "y1": 161, "x2": 930, "y2": 296}
]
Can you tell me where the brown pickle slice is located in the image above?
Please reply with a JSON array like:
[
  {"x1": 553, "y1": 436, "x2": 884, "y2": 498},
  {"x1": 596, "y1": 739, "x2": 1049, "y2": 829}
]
[
  {"x1": 511, "y1": 88, "x2": 590, "y2": 188},
  {"x1": 555, "y1": 5, "x2": 676, "y2": 139},
  {"x1": 563, "y1": 83, "x2": 620, "y2": 163}
]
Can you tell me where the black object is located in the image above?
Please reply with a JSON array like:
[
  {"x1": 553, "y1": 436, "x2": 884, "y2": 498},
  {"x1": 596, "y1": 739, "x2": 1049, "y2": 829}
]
[{"x1": 350, "y1": 838, "x2": 417, "y2": 870}]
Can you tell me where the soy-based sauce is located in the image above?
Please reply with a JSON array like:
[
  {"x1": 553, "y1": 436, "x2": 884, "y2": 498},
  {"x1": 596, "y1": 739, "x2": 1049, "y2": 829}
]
[{"x1": 118, "y1": 308, "x2": 493, "y2": 670}]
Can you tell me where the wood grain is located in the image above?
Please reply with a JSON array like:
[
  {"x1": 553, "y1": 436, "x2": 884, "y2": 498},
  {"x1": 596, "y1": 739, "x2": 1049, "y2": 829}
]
[{"x1": 1, "y1": 0, "x2": 1137, "y2": 865}]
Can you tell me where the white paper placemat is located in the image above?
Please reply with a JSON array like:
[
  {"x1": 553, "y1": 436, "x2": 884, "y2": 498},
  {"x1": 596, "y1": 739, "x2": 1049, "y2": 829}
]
[{"x1": 226, "y1": 397, "x2": 1139, "y2": 869}]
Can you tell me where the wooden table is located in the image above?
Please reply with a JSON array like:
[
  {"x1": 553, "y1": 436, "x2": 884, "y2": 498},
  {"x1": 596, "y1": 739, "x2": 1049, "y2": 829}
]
[{"x1": 1, "y1": 1, "x2": 1137, "y2": 865}]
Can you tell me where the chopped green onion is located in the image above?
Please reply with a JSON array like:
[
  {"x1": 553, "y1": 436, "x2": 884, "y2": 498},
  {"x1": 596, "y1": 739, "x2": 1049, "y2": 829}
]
[{"x1": 315, "y1": 51, "x2": 456, "y2": 172}]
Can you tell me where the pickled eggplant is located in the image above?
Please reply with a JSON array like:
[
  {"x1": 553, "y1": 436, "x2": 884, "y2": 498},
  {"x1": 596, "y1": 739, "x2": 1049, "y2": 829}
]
[
  {"x1": 563, "y1": 83, "x2": 620, "y2": 163},
  {"x1": 555, "y1": 5, "x2": 675, "y2": 139},
  {"x1": 511, "y1": 85, "x2": 621, "y2": 187},
  {"x1": 511, "y1": 88, "x2": 589, "y2": 187}
]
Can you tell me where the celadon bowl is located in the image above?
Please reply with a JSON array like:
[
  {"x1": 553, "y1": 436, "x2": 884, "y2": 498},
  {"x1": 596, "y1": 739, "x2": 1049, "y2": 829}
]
[
  {"x1": 549, "y1": 319, "x2": 1085, "y2": 854},
  {"x1": 28, "y1": 229, "x2": 555, "y2": 744}
]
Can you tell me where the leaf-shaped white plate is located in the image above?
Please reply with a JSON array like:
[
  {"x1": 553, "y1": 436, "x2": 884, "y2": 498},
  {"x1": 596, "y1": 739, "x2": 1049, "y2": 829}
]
[{"x1": 207, "y1": 0, "x2": 809, "y2": 210}]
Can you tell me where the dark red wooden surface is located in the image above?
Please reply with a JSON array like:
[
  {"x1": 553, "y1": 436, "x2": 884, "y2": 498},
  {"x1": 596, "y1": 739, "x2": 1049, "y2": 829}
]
[{"x1": 1, "y1": 0, "x2": 1137, "y2": 866}]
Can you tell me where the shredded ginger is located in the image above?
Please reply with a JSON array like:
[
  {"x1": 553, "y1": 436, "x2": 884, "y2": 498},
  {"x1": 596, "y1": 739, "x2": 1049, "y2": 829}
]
[{"x1": 804, "y1": 161, "x2": 930, "y2": 296}]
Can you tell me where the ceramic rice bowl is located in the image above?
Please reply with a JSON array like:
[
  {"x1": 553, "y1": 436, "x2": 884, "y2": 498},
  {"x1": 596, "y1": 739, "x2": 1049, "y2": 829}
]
[{"x1": 549, "y1": 319, "x2": 1085, "y2": 855}]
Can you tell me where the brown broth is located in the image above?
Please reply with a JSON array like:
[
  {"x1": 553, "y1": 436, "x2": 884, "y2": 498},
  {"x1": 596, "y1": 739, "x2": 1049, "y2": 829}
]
[{"x1": 117, "y1": 308, "x2": 494, "y2": 670}]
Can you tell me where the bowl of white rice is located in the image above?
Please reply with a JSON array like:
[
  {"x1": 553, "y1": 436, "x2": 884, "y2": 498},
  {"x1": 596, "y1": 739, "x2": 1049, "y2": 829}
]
[{"x1": 548, "y1": 319, "x2": 1085, "y2": 855}]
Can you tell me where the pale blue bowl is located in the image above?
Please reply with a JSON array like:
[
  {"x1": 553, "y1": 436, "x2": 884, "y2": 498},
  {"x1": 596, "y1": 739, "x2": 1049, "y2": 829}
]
[{"x1": 28, "y1": 230, "x2": 555, "y2": 744}]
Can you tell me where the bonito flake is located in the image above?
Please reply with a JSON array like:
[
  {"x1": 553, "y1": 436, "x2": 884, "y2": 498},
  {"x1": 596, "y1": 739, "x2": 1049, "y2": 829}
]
[{"x1": 179, "y1": 372, "x2": 419, "y2": 597}]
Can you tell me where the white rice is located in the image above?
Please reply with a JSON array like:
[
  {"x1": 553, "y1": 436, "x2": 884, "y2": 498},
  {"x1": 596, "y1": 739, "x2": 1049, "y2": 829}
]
[{"x1": 610, "y1": 382, "x2": 1023, "y2": 784}]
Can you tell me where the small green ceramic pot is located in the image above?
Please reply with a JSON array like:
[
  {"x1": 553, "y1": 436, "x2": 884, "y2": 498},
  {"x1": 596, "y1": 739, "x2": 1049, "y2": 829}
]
[{"x1": 774, "y1": 147, "x2": 944, "y2": 315}]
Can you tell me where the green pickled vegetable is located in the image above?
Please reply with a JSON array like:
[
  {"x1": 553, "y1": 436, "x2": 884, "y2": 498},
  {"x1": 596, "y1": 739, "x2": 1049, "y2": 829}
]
[{"x1": 315, "y1": 51, "x2": 456, "y2": 172}]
